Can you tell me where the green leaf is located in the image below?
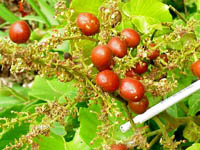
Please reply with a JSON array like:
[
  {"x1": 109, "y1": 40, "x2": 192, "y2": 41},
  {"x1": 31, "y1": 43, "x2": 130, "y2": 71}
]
[
  {"x1": 22, "y1": 15, "x2": 46, "y2": 23},
  {"x1": 27, "y1": 0, "x2": 52, "y2": 27},
  {"x1": 38, "y1": 0, "x2": 59, "y2": 25},
  {"x1": 0, "y1": 122, "x2": 30, "y2": 150},
  {"x1": 50, "y1": 122, "x2": 67, "y2": 136},
  {"x1": 75, "y1": 40, "x2": 96, "y2": 65},
  {"x1": 29, "y1": 76, "x2": 77, "y2": 101},
  {"x1": 79, "y1": 105, "x2": 101, "y2": 147},
  {"x1": 188, "y1": 90, "x2": 200, "y2": 116},
  {"x1": 0, "y1": 96, "x2": 23, "y2": 109},
  {"x1": 186, "y1": 143, "x2": 200, "y2": 150},
  {"x1": 131, "y1": 16, "x2": 160, "y2": 34},
  {"x1": 167, "y1": 33, "x2": 196, "y2": 50},
  {"x1": 166, "y1": 104, "x2": 185, "y2": 118},
  {"x1": 71, "y1": 0, "x2": 104, "y2": 16},
  {"x1": 123, "y1": 0, "x2": 172, "y2": 33},
  {"x1": 0, "y1": 85, "x2": 28, "y2": 109},
  {"x1": 0, "y1": 4, "x2": 19, "y2": 24},
  {"x1": 0, "y1": 104, "x2": 25, "y2": 118},
  {"x1": 146, "y1": 92, "x2": 162, "y2": 107},
  {"x1": 79, "y1": 100, "x2": 135, "y2": 148},
  {"x1": 195, "y1": 26, "x2": 200, "y2": 40},
  {"x1": 183, "y1": 121, "x2": 200, "y2": 142},
  {"x1": 66, "y1": 129, "x2": 91, "y2": 150},
  {"x1": 123, "y1": 0, "x2": 172, "y2": 22},
  {"x1": 34, "y1": 132, "x2": 66, "y2": 150},
  {"x1": 54, "y1": 40, "x2": 70, "y2": 53},
  {"x1": 30, "y1": 28, "x2": 46, "y2": 41},
  {"x1": 0, "y1": 31, "x2": 8, "y2": 38}
]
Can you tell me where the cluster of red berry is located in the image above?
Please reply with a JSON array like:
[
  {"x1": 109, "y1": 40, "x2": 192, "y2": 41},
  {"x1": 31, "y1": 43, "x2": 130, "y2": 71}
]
[{"x1": 76, "y1": 12, "x2": 149, "y2": 115}]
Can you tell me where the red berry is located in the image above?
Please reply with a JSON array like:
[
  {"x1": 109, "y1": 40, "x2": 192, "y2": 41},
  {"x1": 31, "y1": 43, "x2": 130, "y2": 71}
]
[
  {"x1": 111, "y1": 144, "x2": 127, "y2": 150},
  {"x1": 120, "y1": 77, "x2": 145, "y2": 102},
  {"x1": 125, "y1": 69, "x2": 142, "y2": 80},
  {"x1": 9, "y1": 20, "x2": 31, "y2": 43},
  {"x1": 121, "y1": 28, "x2": 140, "y2": 48},
  {"x1": 147, "y1": 43, "x2": 160, "y2": 60},
  {"x1": 108, "y1": 37, "x2": 127, "y2": 58},
  {"x1": 191, "y1": 60, "x2": 200, "y2": 78},
  {"x1": 129, "y1": 96, "x2": 149, "y2": 114},
  {"x1": 160, "y1": 54, "x2": 168, "y2": 63},
  {"x1": 133, "y1": 62, "x2": 148, "y2": 74},
  {"x1": 77, "y1": 12, "x2": 100, "y2": 36},
  {"x1": 91, "y1": 45, "x2": 113, "y2": 71},
  {"x1": 96, "y1": 70, "x2": 120, "y2": 92}
]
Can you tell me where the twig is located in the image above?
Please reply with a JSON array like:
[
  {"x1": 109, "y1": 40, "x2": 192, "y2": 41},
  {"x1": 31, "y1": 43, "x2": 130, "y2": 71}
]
[
  {"x1": 169, "y1": 5, "x2": 187, "y2": 23},
  {"x1": 145, "y1": 129, "x2": 162, "y2": 137},
  {"x1": 0, "y1": 113, "x2": 38, "y2": 128},
  {"x1": 182, "y1": 0, "x2": 188, "y2": 17},
  {"x1": 149, "y1": 134, "x2": 161, "y2": 148},
  {"x1": 151, "y1": 30, "x2": 158, "y2": 41},
  {"x1": 153, "y1": 116, "x2": 166, "y2": 134},
  {"x1": 63, "y1": 35, "x2": 98, "y2": 42}
]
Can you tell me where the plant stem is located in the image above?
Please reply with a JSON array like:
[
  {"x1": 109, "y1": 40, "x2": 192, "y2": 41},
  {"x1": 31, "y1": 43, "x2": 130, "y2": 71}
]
[
  {"x1": 153, "y1": 116, "x2": 165, "y2": 134},
  {"x1": 63, "y1": 35, "x2": 98, "y2": 42},
  {"x1": 182, "y1": 0, "x2": 188, "y2": 16},
  {"x1": 121, "y1": 100, "x2": 136, "y2": 131},
  {"x1": 145, "y1": 129, "x2": 162, "y2": 137},
  {"x1": 149, "y1": 134, "x2": 161, "y2": 148},
  {"x1": 151, "y1": 30, "x2": 157, "y2": 41},
  {"x1": 0, "y1": 113, "x2": 38, "y2": 128},
  {"x1": 169, "y1": 5, "x2": 187, "y2": 23}
]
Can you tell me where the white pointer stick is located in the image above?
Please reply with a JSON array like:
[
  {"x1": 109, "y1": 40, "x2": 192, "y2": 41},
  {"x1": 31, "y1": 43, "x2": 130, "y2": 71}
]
[{"x1": 120, "y1": 80, "x2": 200, "y2": 133}]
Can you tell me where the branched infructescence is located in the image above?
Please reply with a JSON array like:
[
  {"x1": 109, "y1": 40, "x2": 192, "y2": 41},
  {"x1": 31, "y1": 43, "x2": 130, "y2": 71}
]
[
  {"x1": 1, "y1": 0, "x2": 200, "y2": 149},
  {"x1": 3, "y1": 100, "x2": 76, "y2": 150}
]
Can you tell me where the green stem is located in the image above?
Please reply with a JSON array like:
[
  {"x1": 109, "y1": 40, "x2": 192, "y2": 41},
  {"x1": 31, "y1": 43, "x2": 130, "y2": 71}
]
[
  {"x1": 0, "y1": 113, "x2": 38, "y2": 128},
  {"x1": 153, "y1": 117, "x2": 165, "y2": 134},
  {"x1": 169, "y1": 5, "x2": 187, "y2": 23},
  {"x1": 182, "y1": 0, "x2": 188, "y2": 16},
  {"x1": 26, "y1": 0, "x2": 52, "y2": 28},
  {"x1": 122, "y1": 101, "x2": 136, "y2": 131},
  {"x1": 151, "y1": 30, "x2": 158, "y2": 41},
  {"x1": 149, "y1": 134, "x2": 161, "y2": 148},
  {"x1": 63, "y1": 35, "x2": 98, "y2": 42},
  {"x1": 145, "y1": 129, "x2": 162, "y2": 137}
]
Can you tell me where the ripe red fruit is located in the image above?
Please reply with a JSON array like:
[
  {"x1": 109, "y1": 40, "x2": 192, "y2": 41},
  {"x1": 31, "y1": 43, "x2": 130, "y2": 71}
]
[
  {"x1": 111, "y1": 144, "x2": 127, "y2": 150},
  {"x1": 133, "y1": 62, "x2": 148, "y2": 74},
  {"x1": 160, "y1": 54, "x2": 168, "y2": 63},
  {"x1": 147, "y1": 43, "x2": 160, "y2": 60},
  {"x1": 191, "y1": 60, "x2": 200, "y2": 78},
  {"x1": 9, "y1": 20, "x2": 31, "y2": 43},
  {"x1": 77, "y1": 12, "x2": 100, "y2": 36},
  {"x1": 121, "y1": 28, "x2": 140, "y2": 48},
  {"x1": 120, "y1": 77, "x2": 145, "y2": 102},
  {"x1": 108, "y1": 37, "x2": 127, "y2": 58},
  {"x1": 91, "y1": 45, "x2": 112, "y2": 71},
  {"x1": 96, "y1": 70, "x2": 120, "y2": 92},
  {"x1": 129, "y1": 96, "x2": 149, "y2": 114},
  {"x1": 125, "y1": 69, "x2": 142, "y2": 80}
]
